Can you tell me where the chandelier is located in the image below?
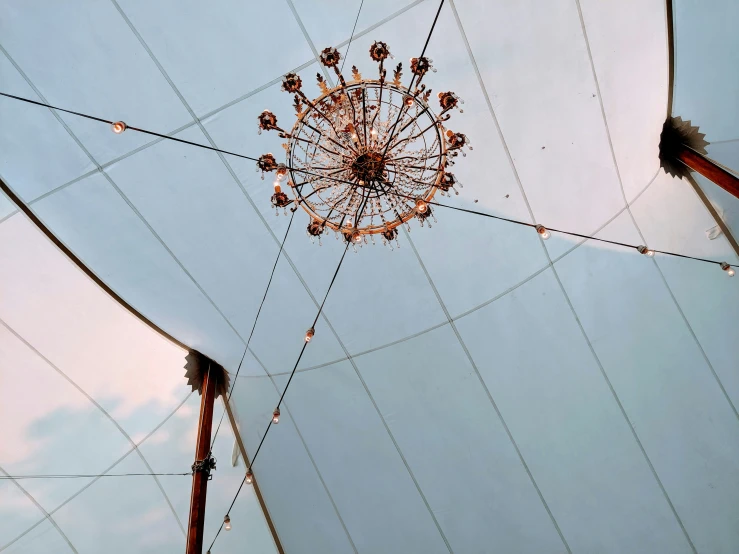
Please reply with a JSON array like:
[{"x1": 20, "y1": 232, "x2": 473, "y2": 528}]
[{"x1": 256, "y1": 41, "x2": 471, "y2": 248}]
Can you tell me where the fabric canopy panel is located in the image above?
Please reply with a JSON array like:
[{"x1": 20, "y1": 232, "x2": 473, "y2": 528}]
[
  {"x1": 0, "y1": 200, "x2": 276, "y2": 553},
  {"x1": 1, "y1": 0, "x2": 738, "y2": 552}
]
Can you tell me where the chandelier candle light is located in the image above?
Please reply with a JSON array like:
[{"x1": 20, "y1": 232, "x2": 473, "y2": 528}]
[{"x1": 257, "y1": 41, "x2": 471, "y2": 249}]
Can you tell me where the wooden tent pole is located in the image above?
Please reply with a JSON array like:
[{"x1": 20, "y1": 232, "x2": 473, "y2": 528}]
[
  {"x1": 186, "y1": 364, "x2": 217, "y2": 554},
  {"x1": 676, "y1": 144, "x2": 739, "y2": 200}
]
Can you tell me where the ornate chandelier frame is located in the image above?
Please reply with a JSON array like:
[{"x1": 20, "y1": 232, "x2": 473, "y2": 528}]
[{"x1": 257, "y1": 41, "x2": 472, "y2": 247}]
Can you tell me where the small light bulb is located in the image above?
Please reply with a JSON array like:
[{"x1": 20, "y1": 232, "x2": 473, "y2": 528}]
[
  {"x1": 305, "y1": 327, "x2": 315, "y2": 342},
  {"x1": 272, "y1": 408, "x2": 281, "y2": 424},
  {"x1": 246, "y1": 469, "x2": 254, "y2": 484},
  {"x1": 111, "y1": 121, "x2": 127, "y2": 134},
  {"x1": 404, "y1": 95, "x2": 414, "y2": 107},
  {"x1": 721, "y1": 262, "x2": 735, "y2": 277},
  {"x1": 224, "y1": 515, "x2": 231, "y2": 531},
  {"x1": 535, "y1": 225, "x2": 550, "y2": 240},
  {"x1": 274, "y1": 182, "x2": 282, "y2": 193},
  {"x1": 637, "y1": 245, "x2": 654, "y2": 257},
  {"x1": 415, "y1": 198, "x2": 428, "y2": 213},
  {"x1": 371, "y1": 128, "x2": 378, "y2": 136},
  {"x1": 352, "y1": 231, "x2": 363, "y2": 244}
]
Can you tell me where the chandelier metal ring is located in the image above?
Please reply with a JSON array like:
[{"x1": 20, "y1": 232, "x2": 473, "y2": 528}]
[{"x1": 288, "y1": 81, "x2": 445, "y2": 235}]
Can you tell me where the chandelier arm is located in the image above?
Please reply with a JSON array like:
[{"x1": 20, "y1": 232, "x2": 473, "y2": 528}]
[
  {"x1": 397, "y1": 105, "x2": 431, "y2": 137},
  {"x1": 383, "y1": 114, "x2": 433, "y2": 157},
  {"x1": 298, "y1": 185, "x2": 334, "y2": 203},
  {"x1": 370, "y1": 81, "x2": 385, "y2": 130},
  {"x1": 387, "y1": 163, "x2": 440, "y2": 172},
  {"x1": 300, "y1": 121, "x2": 356, "y2": 157},
  {"x1": 385, "y1": 116, "x2": 438, "y2": 154},
  {"x1": 390, "y1": 152, "x2": 444, "y2": 162},
  {"x1": 332, "y1": 68, "x2": 362, "y2": 137},
  {"x1": 393, "y1": 170, "x2": 436, "y2": 187},
  {"x1": 293, "y1": 164, "x2": 345, "y2": 172},
  {"x1": 295, "y1": 89, "x2": 345, "y2": 141},
  {"x1": 361, "y1": 88, "x2": 370, "y2": 145}
]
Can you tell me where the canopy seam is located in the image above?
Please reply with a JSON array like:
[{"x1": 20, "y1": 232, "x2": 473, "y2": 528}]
[
  {"x1": 0, "y1": 317, "x2": 189, "y2": 538},
  {"x1": 0, "y1": 465, "x2": 78, "y2": 553},
  {"x1": 0, "y1": 386, "x2": 192, "y2": 551}
]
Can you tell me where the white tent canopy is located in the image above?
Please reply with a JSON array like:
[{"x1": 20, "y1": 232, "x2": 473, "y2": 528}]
[{"x1": 1, "y1": 0, "x2": 738, "y2": 552}]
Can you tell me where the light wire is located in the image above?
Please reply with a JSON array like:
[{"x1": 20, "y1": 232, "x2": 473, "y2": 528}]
[
  {"x1": 206, "y1": 240, "x2": 352, "y2": 552},
  {"x1": 0, "y1": 472, "x2": 191, "y2": 480},
  {"x1": 209, "y1": 210, "x2": 297, "y2": 450}
]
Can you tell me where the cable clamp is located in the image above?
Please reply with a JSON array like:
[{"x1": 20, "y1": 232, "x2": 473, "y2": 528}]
[{"x1": 192, "y1": 453, "x2": 217, "y2": 480}]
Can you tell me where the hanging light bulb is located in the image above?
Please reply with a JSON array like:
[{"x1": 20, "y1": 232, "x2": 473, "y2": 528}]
[
  {"x1": 415, "y1": 198, "x2": 428, "y2": 213},
  {"x1": 111, "y1": 121, "x2": 127, "y2": 134},
  {"x1": 272, "y1": 407, "x2": 281, "y2": 424},
  {"x1": 305, "y1": 327, "x2": 315, "y2": 342},
  {"x1": 246, "y1": 469, "x2": 254, "y2": 484},
  {"x1": 721, "y1": 262, "x2": 735, "y2": 277},
  {"x1": 535, "y1": 225, "x2": 550, "y2": 240},
  {"x1": 224, "y1": 515, "x2": 232, "y2": 531},
  {"x1": 404, "y1": 95, "x2": 414, "y2": 107},
  {"x1": 273, "y1": 181, "x2": 282, "y2": 194},
  {"x1": 637, "y1": 245, "x2": 655, "y2": 257},
  {"x1": 370, "y1": 127, "x2": 378, "y2": 136}
]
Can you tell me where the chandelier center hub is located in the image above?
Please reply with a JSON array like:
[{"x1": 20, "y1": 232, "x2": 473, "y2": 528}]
[{"x1": 350, "y1": 151, "x2": 387, "y2": 185}]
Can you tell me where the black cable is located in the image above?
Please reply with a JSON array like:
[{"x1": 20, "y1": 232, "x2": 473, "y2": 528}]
[
  {"x1": 381, "y1": 187, "x2": 734, "y2": 268},
  {"x1": 0, "y1": 472, "x2": 191, "y2": 480},
  {"x1": 1, "y1": 90, "x2": 733, "y2": 271},
  {"x1": 0, "y1": 91, "x2": 114, "y2": 125},
  {"x1": 209, "y1": 211, "x2": 296, "y2": 450},
  {"x1": 0, "y1": 91, "x2": 349, "y2": 191},
  {"x1": 207, "y1": 219, "x2": 357, "y2": 553},
  {"x1": 339, "y1": 0, "x2": 365, "y2": 74},
  {"x1": 378, "y1": 0, "x2": 445, "y2": 164}
]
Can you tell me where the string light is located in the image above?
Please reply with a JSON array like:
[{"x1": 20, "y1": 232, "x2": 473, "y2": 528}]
[
  {"x1": 721, "y1": 262, "x2": 736, "y2": 277},
  {"x1": 4, "y1": 90, "x2": 734, "y2": 280},
  {"x1": 637, "y1": 245, "x2": 655, "y2": 257},
  {"x1": 224, "y1": 515, "x2": 231, "y2": 531},
  {"x1": 535, "y1": 224, "x2": 550, "y2": 240},
  {"x1": 110, "y1": 121, "x2": 126, "y2": 134},
  {"x1": 245, "y1": 469, "x2": 254, "y2": 484},
  {"x1": 272, "y1": 408, "x2": 281, "y2": 424},
  {"x1": 305, "y1": 327, "x2": 315, "y2": 342}
]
